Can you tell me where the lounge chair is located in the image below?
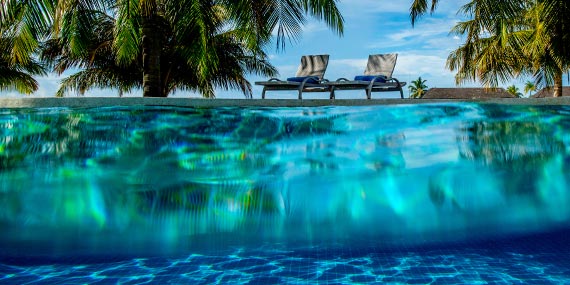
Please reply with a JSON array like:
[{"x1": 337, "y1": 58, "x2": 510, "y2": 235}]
[
  {"x1": 255, "y1": 55, "x2": 330, "y2": 99},
  {"x1": 325, "y1": 54, "x2": 406, "y2": 99}
]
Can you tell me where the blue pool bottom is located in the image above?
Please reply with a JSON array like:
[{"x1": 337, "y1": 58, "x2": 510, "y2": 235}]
[{"x1": 2, "y1": 228, "x2": 570, "y2": 284}]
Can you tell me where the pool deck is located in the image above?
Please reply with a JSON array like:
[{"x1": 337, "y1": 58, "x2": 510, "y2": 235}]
[{"x1": 1, "y1": 97, "x2": 570, "y2": 108}]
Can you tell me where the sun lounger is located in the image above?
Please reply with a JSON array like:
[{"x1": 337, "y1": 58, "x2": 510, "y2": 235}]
[
  {"x1": 325, "y1": 54, "x2": 406, "y2": 99},
  {"x1": 255, "y1": 55, "x2": 330, "y2": 99}
]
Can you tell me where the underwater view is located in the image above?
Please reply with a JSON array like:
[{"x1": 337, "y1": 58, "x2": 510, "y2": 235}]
[{"x1": 1, "y1": 103, "x2": 570, "y2": 284}]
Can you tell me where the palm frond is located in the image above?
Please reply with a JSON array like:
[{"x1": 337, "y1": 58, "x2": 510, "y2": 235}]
[
  {"x1": 56, "y1": 66, "x2": 140, "y2": 96},
  {"x1": 2, "y1": 0, "x2": 55, "y2": 65},
  {"x1": 0, "y1": 65, "x2": 43, "y2": 94},
  {"x1": 410, "y1": 0, "x2": 428, "y2": 27},
  {"x1": 410, "y1": 0, "x2": 439, "y2": 26},
  {"x1": 221, "y1": 0, "x2": 342, "y2": 50},
  {"x1": 114, "y1": 0, "x2": 141, "y2": 65},
  {"x1": 301, "y1": 0, "x2": 344, "y2": 35}
]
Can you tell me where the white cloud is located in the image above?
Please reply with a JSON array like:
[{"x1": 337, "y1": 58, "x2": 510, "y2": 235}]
[
  {"x1": 396, "y1": 53, "x2": 452, "y2": 77},
  {"x1": 366, "y1": 16, "x2": 462, "y2": 52},
  {"x1": 388, "y1": 18, "x2": 456, "y2": 41}
]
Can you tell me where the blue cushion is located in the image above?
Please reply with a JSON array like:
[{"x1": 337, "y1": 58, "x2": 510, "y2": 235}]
[
  {"x1": 287, "y1": 76, "x2": 319, "y2": 84},
  {"x1": 354, "y1": 75, "x2": 387, "y2": 82}
]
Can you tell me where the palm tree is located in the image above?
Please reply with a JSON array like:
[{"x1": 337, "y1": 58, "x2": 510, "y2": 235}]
[
  {"x1": 408, "y1": 76, "x2": 428, "y2": 98},
  {"x1": 446, "y1": 1, "x2": 554, "y2": 91},
  {"x1": 412, "y1": 0, "x2": 570, "y2": 97},
  {"x1": 506, "y1": 85, "x2": 523, "y2": 98},
  {"x1": 526, "y1": 0, "x2": 570, "y2": 97},
  {"x1": 446, "y1": 0, "x2": 528, "y2": 88},
  {"x1": 524, "y1": 80, "x2": 536, "y2": 97},
  {"x1": 42, "y1": 8, "x2": 277, "y2": 97},
  {"x1": 114, "y1": 0, "x2": 345, "y2": 97}
]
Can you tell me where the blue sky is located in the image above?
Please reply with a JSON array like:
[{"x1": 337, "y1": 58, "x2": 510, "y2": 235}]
[{"x1": 2, "y1": 0, "x2": 542, "y2": 98}]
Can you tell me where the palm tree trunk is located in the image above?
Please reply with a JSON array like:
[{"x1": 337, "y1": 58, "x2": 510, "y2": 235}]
[
  {"x1": 142, "y1": 15, "x2": 163, "y2": 97},
  {"x1": 554, "y1": 69, "x2": 563, "y2": 97}
]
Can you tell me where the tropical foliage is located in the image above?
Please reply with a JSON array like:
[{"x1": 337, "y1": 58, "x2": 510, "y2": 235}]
[
  {"x1": 131, "y1": 0, "x2": 345, "y2": 97},
  {"x1": 1, "y1": 0, "x2": 345, "y2": 97},
  {"x1": 408, "y1": 76, "x2": 428, "y2": 98},
  {"x1": 410, "y1": 0, "x2": 570, "y2": 97},
  {"x1": 42, "y1": 6, "x2": 277, "y2": 97},
  {"x1": 409, "y1": 0, "x2": 439, "y2": 26},
  {"x1": 0, "y1": 36, "x2": 46, "y2": 94},
  {"x1": 524, "y1": 80, "x2": 536, "y2": 97},
  {"x1": 0, "y1": 14, "x2": 47, "y2": 94},
  {"x1": 506, "y1": 85, "x2": 523, "y2": 98}
]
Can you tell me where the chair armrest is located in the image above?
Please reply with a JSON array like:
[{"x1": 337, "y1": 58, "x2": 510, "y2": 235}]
[
  {"x1": 385, "y1": 77, "x2": 402, "y2": 86},
  {"x1": 268, "y1": 78, "x2": 282, "y2": 82},
  {"x1": 370, "y1": 76, "x2": 389, "y2": 84},
  {"x1": 335, "y1": 78, "x2": 350, "y2": 82},
  {"x1": 297, "y1": 76, "x2": 321, "y2": 94},
  {"x1": 301, "y1": 76, "x2": 320, "y2": 84}
]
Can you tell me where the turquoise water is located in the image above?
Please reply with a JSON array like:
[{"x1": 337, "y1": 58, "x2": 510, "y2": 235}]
[{"x1": 1, "y1": 103, "x2": 570, "y2": 284}]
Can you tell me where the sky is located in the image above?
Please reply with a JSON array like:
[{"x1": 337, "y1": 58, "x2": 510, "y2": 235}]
[{"x1": 1, "y1": 0, "x2": 544, "y2": 98}]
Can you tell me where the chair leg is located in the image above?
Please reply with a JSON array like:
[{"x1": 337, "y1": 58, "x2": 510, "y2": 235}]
[
  {"x1": 298, "y1": 89, "x2": 303, "y2": 100},
  {"x1": 330, "y1": 87, "x2": 335, "y2": 99},
  {"x1": 399, "y1": 87, "x2": 404, "y2": 99},
  {"x1": 262, "y1": 88, "x2": 266, "y2": 99},
  {"x1": 366, "y1": 88, "x2": 372, "y2": 99}
]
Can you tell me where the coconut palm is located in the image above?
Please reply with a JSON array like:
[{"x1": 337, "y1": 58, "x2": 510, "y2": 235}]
[
  {"x1": 408, "y1": 76, "x2": 428, "y2": 98},
  {"x1": 114, "y1": 0, "x2": 345, "y2": 97},
  {"x1": 526, "y1": 0, "x2": 570, "y2": 97},
  {"x1": 506, "y1": 85, "x2": 523, "y2": 98},
  {"x1": 446, "y1": 0, "x2": 528, "y2": 88},
  {"x1": 42, "y1": 8, "x2": 277, "y2": 97},
  {"x1": 524, "y1": 80, "x2": 536, "y2": 97},
  {"x1": 412, "y1": 0, "x2": 570, "y2": 97}
]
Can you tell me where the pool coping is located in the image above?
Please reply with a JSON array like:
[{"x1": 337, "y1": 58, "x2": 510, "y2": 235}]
[{"x1": 0, "y1": 97, "x2": 569, "y2": 108}]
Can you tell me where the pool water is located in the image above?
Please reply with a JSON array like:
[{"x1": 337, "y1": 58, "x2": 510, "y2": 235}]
[{"x1": 1, "y1": 103, "x2": 570, "y2": 284}]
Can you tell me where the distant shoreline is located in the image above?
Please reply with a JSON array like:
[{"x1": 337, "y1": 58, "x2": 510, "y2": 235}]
[{"x1": 0, "y1": 97, "x2": 569, "y2": 108}]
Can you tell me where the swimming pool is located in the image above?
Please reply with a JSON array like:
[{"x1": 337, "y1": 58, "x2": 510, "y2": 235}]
[{"x1": 1, "y1": 102, "x2": 570, "y2": 284}]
